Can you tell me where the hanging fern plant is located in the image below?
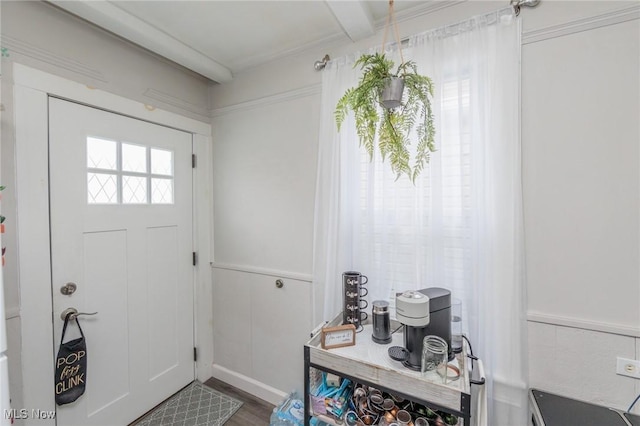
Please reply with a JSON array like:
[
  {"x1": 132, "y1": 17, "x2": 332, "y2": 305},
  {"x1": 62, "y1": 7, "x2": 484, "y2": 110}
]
[
  {"x1": 333, "y1": 0, "x2": 435, "y2": 182},
  {"x1": 335, "y1": 52, "x2": 435, "y2": 181}
]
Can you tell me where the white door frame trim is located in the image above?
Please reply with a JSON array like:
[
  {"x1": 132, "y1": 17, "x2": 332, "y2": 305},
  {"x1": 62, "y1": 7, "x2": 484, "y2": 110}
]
[{"x1": 13, "y1": 63, "x2": 213, "y2": 425}]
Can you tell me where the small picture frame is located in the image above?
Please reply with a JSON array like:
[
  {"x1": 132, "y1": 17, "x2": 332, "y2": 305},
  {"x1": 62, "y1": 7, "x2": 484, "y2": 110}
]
[{"x1": 321, "y1": 324, "x2": 356, "y2": 349}]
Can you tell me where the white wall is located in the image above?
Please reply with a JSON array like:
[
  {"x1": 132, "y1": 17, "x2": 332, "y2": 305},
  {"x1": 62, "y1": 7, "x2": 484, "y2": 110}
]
[
  {"x1": 522, "y1": 2, "x2": 640, "y2": 412},
  {"x1": 210, "y1": 85, "x2": 318, "y2": 403},
  {"x1": 1, "y1": 0, "x2": 212, "y2": 417},
  {"x1": 212, "y1": 94, "x2": 319, "y2": 274},
  {"x1": 210, "y1": 0, "x2": 640, "y2": 415},
  {"x1": 523, "y1": 9, "x2": 639, "y2": 334}
]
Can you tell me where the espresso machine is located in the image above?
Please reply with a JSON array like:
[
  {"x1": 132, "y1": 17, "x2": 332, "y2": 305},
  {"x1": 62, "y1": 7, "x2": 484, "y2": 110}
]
[{"x1": 395, "y1": 287, "x2": 452, "y2": 370}]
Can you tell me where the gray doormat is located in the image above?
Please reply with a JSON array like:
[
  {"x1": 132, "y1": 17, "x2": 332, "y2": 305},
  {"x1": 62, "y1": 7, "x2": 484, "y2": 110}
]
[{"x1": 134, "y1": 381, "x2": 243, "y2": 426}]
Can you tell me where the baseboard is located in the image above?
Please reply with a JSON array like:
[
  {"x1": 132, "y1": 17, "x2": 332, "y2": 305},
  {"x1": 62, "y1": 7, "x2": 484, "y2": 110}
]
[{"x1": 211, "y1": 364, "x2": 287, "y2": 406}]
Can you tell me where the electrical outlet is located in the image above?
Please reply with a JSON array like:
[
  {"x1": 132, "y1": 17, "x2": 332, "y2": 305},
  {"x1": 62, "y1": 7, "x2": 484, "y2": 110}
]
[{"x1": 616, "y1": 357, "x2": 640, "y2": 379}]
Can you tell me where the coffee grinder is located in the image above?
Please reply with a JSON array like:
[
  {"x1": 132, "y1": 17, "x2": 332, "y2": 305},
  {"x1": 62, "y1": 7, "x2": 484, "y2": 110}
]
[{"x1": 395, "y1": 287, "x2": 452, "y2": 371}]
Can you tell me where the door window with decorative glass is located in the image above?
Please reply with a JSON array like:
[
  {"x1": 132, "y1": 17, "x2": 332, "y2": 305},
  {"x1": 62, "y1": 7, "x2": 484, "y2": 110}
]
[{"x1": 87, "y1": 137, "x2": 174, "y2": 204}]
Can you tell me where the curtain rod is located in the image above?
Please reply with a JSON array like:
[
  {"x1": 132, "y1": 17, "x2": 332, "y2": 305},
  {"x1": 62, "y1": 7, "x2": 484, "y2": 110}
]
[
  {"x1": 510, "y1": 0, "x2": 541, "y2": 16},
  {"x1": 313, "y1": 0, "x2": 541, "y2": 70}
]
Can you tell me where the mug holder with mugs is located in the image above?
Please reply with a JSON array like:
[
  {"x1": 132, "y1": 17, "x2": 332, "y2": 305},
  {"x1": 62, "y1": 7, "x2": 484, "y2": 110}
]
[{"x1": 342, "y1": 271, "x2": 368, "y2": 332}]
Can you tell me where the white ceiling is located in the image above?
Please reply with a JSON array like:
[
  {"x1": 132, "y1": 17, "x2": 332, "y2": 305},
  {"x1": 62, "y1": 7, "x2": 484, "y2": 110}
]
[{"x1": 49, "y1": 1, "x2": 441, "y2": 83}]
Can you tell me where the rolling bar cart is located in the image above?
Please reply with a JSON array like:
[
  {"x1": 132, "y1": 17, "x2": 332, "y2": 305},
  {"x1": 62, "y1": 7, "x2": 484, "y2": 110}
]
[{"x1": 304, "y1": 314, "x2": 476, "y2": 425}]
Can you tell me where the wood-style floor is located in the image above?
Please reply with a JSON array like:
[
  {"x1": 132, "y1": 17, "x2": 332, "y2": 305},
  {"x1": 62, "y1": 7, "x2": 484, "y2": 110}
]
[{"x1": 203, "y1": 377, "x2": 275, "y2": 425}]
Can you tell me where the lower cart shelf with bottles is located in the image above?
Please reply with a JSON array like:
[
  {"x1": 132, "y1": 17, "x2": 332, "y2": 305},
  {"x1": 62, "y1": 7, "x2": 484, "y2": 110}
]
[{"x1": 304, "y1": 315, "x2": 476, "y2": 426}]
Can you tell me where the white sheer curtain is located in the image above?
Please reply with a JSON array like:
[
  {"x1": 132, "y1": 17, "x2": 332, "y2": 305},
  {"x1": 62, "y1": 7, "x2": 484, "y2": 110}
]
[{"x1": 312, "y1": 8, "x2": 527, "y2": 426}]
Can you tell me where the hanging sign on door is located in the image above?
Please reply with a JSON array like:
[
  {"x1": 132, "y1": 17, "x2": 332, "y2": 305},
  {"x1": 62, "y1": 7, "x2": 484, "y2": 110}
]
[{"x1": 55, "y1": 314, "x2": 87, "y2": 405}]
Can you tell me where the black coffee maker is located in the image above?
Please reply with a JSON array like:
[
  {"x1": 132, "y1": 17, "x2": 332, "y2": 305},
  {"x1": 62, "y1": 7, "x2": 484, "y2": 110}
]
[{"x1": 396, "y1": 287, "x2": 452, "y2": 371}]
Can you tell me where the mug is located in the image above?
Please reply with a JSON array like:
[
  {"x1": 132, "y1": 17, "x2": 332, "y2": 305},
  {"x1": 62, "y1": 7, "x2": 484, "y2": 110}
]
[
  {"x1": 343, "y1": 279, "x2": 366, "y2": 301},
  {"x1": 346, "y1": 312, "x2": 368, "y2": 324},
  {"x1": 343, "y1": 271, "x2": 368, "y2": 287},
  {"x1": 343, "y1": 288, "x2": 367, "y2": 304}
]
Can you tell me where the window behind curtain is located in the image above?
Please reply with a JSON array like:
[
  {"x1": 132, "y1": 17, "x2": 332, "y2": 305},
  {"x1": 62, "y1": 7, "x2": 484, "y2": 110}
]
[{"x1": 357, "y1": 77, "x2": 472, "y2": 305}]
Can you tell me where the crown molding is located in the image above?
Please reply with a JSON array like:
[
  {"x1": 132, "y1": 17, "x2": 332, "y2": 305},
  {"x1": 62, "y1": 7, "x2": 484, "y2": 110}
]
[
  {"x1": 143, "y1": 88, "x2": 210, "y2": 121},
  {"x1": 228, "y1": 32, "x2": 349, "y2": 73},
  {"x1": 1, "y1": 35, "x2": 107, "y2": 83},
  {"x1": 523, "y1": 4, "x2": 640, "y2": 45},
  {"x1": 211, "y1": 84, "x2": 321, "y2": 118}
]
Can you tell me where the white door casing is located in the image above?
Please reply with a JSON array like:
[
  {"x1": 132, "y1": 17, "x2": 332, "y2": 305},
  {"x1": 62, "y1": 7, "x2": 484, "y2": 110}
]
[{"x1": 49, "y1": 98, "x2": 194, "y2": 425}]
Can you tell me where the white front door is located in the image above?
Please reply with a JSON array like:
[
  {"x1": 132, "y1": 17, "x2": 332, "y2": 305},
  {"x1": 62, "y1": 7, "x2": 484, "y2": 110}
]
[{"x1": 49, "y1": 98, "x2": 194, "y2": 426}]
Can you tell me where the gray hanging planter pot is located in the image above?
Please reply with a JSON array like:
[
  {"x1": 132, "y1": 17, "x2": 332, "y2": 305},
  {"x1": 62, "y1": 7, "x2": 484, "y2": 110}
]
[{"x1": 380, "y1": 77, "x2": 405, "y2": 109}]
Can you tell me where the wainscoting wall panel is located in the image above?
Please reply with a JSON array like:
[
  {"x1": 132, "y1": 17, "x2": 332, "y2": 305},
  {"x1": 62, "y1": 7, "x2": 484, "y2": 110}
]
[
  {"x1": 528, "y1": 321, "x2": 639, "y2": 413},
  {"x1": 211, "y1": 267, "x2": 312, "y2": 404}
]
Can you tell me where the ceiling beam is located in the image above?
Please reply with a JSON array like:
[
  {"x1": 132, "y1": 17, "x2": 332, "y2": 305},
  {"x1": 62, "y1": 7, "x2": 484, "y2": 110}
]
[
  {"x1": 48, "y1": 1, "x2": 233, "y2": 83},
  {"x1": 325, "y1": 0, "x2": 375, "y2": 42}
]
